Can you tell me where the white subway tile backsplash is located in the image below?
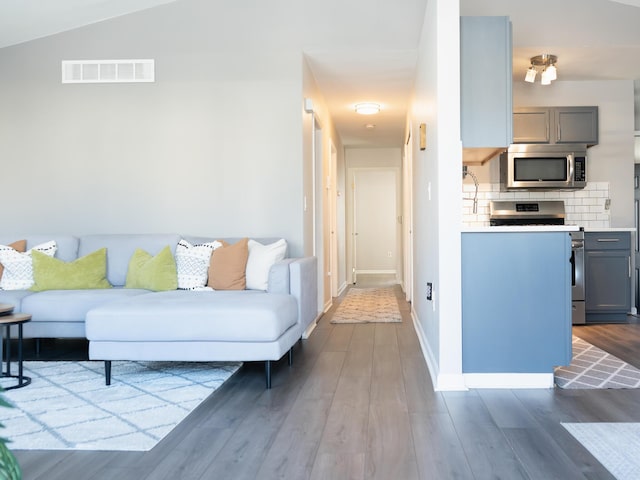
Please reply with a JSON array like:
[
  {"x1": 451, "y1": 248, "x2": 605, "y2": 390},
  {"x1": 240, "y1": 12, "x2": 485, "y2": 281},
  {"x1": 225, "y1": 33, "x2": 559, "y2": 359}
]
[{"x1": 461, "y1": 182, "x2": 610, "y2": 229}]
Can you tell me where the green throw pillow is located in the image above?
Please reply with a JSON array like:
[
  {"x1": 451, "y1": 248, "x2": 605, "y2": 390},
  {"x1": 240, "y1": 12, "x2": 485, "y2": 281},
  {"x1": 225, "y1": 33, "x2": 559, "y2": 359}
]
[
  {"x1": 125, "y1": 246, "x2": 177, "y2": 291},
  {"x1": 30, "y1": 248, "x2": 112, "y2": 291}
]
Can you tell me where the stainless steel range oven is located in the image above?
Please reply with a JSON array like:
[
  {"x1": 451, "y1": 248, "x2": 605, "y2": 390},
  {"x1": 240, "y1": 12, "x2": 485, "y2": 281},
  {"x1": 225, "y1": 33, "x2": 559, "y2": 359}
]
[
  {"x1": 489, "y1": 201, "x2": 585, "y2": 324},
  {"x1": 570, "y1": 231, "x2": 585, "y2": 324}
]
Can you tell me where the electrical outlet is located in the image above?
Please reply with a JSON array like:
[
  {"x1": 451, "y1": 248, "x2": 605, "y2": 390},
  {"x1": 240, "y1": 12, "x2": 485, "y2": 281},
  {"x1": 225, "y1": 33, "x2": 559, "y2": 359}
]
[
  {"x1": 426, "y1": 282, "x2": 433, "y2": 301},
  {"x1": 387, "y1": 251, "x2": 392, "y2": 258}
]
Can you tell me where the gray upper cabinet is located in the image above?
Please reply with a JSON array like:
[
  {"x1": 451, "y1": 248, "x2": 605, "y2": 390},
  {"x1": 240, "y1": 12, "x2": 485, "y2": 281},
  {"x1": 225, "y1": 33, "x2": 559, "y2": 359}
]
[
  {"x1": 513, "y1": 106, "x2": 598, "y2": 146},
  {"x1": 460, "y1": 16, "x2": 513, "y2": 149}
]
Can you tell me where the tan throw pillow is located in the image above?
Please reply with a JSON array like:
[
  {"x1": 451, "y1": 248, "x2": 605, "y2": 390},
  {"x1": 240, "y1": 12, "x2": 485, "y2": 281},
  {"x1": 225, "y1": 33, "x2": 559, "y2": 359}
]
[
  {"x1": 207, "y1": 238, "x2": 249, "y2": 290},
  {"x1": 0, "y1": 240, "x2": 26, "y2": 282}
]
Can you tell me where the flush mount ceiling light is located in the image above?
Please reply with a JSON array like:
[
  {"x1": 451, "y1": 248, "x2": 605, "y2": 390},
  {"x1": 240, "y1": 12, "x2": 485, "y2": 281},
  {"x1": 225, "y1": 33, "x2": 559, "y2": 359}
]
[
  {"x1": 524, "y1": 54, "x2": 558, "y2": 85},
  {"x1": 355, "y1": 103, "x2": 380, "y2": 115}
]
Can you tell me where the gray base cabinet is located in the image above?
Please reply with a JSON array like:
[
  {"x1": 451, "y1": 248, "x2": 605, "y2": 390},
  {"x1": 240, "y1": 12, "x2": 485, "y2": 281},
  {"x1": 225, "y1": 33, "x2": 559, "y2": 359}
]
[
  {"x1": 513, "y1": 106, "x2": 598, "y2": 146},
  {"x1": 462, "y1": 232, "x2": 572, "y2": 373},
  {"x1": 585, "y1": 232, "x2": 631, "y2": 323}
]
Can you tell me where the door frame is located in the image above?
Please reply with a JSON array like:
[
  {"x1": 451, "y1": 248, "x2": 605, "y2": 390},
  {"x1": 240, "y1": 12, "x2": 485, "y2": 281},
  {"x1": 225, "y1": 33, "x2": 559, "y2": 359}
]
[{"x1": 403, "y1": 129, "x2": 414, "y2": 302}]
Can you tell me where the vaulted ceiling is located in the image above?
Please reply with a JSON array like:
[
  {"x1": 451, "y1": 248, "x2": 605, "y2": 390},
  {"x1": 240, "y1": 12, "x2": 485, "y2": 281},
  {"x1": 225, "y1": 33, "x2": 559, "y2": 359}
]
[{"x1": 1, "y1": 0, "x2": 640, "y2": 148}]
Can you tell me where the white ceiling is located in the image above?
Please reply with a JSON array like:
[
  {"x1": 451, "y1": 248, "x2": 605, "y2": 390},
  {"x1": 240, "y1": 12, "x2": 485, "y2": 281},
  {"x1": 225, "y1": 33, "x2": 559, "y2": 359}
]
[{"x1": 1, "y1": 0, "x2": 640, "y2": 148}]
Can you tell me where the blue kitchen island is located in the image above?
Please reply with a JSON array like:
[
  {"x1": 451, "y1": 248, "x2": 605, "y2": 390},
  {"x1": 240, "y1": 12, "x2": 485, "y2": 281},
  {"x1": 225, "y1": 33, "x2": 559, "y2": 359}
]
[{"x1": 462, "y1": 226, "x2": 576, "y2": 388}]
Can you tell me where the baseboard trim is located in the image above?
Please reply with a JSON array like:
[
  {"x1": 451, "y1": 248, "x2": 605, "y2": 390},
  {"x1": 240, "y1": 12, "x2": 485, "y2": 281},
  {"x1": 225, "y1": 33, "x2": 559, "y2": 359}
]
[
  {"x1": 323, "y1": 299, "x2": 332, "y2": 313},
  {"x1": 463, "y1": 373, "x2": 554, "y2": 389},
  {"x1": 337, "y1": 282, "x2": 348, "y2": 297},
  {"x1": 411, "y1": 310, "x2": 467, "y2": 392},
  {"x1": 302, "y1": 313, "x2": 322, "y2": 339}
]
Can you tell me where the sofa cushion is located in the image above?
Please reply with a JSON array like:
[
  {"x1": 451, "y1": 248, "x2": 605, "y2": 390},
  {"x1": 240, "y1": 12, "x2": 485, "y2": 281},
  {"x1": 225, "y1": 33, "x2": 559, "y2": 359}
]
[
  {"x1": 0, "y1": 290, "x2": 34, "y2": 312},
  {"x1": 175, "y1": 239, "x2": 222, "y2": 290},
  {"x1": 31, "y1": 248, "x2": 111, "y2": 291},
  {"x1": 86, "y1": 290, "x2": 298, "y2": 343},
  {"x1": 0, "y1": 235, "x2": 79, "y2": 263},
  {"x1": 0, "y1": 241, "x2": 57, "y2": 290},
  {"x1": 125, "y1": 246, "x2": 177, "y2": 292},
  {"x1": 246, "y1": 239, "x2": 287, "y2": 291},
  {"x1": 0, "y1": 240, "x2": 26, "y2": 282},
  {"x1": 207, "y1": 238, "x2": 249, "y2": 290},
  {"x1": 78, "y1": 234, "x2": 181, "y2": 286},
  {"x1": 22, "y1": 288, "x2": 151, "y2": 322}
]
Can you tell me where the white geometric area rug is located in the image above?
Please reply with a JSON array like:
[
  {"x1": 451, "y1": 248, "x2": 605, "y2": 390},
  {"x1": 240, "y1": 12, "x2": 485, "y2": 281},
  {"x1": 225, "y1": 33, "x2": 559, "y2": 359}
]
[
  {"x1": 0, "y1": 360, "x2": 241, "y2": 451},
  {"x1": 562, "y1": 423, "x2": 640, "y2": 480},
  {"x1": 554, "y1": 336, "x2": 640, "y2": 389},
  {"x1": 330, "y1": 287, "x2": 402, "y2": 324}
]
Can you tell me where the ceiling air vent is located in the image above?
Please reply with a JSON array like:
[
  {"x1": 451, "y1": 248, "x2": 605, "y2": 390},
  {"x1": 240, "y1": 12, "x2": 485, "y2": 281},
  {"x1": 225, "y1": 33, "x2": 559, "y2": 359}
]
[{"x1": 62, "y1": 59, "x2": 155, "y2": 84}]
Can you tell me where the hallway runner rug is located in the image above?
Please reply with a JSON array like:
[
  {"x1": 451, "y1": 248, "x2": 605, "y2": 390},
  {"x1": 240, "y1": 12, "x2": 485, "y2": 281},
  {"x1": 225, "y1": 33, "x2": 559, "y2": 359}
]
[
  {"x1": 0, "y1": 360, "x2": 241, "y2": 451},
  {"x1": 554, "y1": 336, "x2": 640, "y2": 389},
  {"x1": 562, "y1": 423, "x2": 640, "y2": 479},
  {"x1": 330, "y1": 287, "x2": 402, "y2": 324}
]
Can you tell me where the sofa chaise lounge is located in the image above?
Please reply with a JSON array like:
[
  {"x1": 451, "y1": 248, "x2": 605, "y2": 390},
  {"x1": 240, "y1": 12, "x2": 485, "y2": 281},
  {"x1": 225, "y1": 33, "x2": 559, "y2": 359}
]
[{"x1": 0, "y1": 233, "x2": 317, "y2": 388}]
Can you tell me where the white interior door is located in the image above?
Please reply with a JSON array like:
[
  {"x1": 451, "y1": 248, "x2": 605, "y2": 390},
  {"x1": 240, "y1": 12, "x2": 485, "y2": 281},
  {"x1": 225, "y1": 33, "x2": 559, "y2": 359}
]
[{"x1": 353, "y1": 169, "x2": 398, "y2": 282}]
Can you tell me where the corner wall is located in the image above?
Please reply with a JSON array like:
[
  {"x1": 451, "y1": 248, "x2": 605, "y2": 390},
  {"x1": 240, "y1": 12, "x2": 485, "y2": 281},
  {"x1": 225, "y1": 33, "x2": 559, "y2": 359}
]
[{"x1": 410, "y1": 0, "x2": 464, "y2": 390}]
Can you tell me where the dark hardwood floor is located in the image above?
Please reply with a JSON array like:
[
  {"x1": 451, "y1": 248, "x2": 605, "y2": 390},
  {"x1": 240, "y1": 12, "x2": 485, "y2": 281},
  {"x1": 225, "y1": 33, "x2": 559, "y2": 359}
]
[{"x1": 13, "y1": 281, "x2": 640, "y2": 480}]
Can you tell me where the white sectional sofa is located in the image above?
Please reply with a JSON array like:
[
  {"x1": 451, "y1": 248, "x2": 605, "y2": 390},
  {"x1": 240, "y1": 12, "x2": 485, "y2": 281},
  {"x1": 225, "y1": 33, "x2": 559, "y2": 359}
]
[{"x1": 0, "y1": 233, "x2": 317, "y2": 388}]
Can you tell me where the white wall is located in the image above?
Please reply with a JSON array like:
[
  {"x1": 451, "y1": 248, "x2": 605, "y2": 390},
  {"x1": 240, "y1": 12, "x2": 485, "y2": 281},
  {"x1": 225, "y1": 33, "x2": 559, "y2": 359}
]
[
  {"x1": 0, "y1": 0, "x2": 310, "y2": 255},
  {"x1": 410, "y1": 0, "x2": 464, "y2": 391}
]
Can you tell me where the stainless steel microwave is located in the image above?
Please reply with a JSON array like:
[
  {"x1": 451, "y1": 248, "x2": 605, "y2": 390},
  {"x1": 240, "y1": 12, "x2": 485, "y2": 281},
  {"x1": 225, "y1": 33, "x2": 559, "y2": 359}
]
[{"x1": 500, "y1": 144, "x2": 587, "y2": 190}]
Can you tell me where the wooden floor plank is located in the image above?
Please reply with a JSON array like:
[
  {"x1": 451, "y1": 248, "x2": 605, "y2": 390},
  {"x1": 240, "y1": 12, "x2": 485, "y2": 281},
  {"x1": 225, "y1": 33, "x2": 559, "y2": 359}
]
[
  {"x1": 409, "y1": 412, "x2": 475, "y2": 480},
  {"x1": 444, "y1": 393, "x2": 531, "y2": 479},
  {"x1": 502, "y1": 427, "x2": 597, "y2": 480},
  {"x1": 310, "y1": 452, "x2": 365, "y2": 480},
  {"x1": 365, "y1": 402, "x2": 420, "y2": 480},
  {"x1": 254, "y1": 352, "x2": 345, "y2": 479}
]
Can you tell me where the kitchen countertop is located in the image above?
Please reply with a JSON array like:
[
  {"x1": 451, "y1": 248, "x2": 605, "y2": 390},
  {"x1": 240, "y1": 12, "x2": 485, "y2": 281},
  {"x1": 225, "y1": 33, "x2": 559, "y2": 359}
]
[
  {"x1": 582, "y1": 227, "x2": 635, "y2": 232},
  {"x1": 462, "y1": 225, "x2": 580, "y2": 233}
]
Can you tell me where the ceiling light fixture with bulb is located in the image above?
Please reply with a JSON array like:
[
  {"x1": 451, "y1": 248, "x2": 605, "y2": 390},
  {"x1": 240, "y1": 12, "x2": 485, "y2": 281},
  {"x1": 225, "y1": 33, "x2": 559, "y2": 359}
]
[
  {"x1": 524, "y1": 54, "x2": 558, "y2": 85},
  {"x1": 355, "y1": 103, "x2": 380, "y2": 115}
]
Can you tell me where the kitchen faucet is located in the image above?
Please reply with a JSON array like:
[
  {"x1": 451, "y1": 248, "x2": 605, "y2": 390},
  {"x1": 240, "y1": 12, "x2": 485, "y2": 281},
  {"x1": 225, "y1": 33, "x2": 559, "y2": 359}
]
[{"x1": 462, "y1": 165, "x2": 479, "y2": 214}]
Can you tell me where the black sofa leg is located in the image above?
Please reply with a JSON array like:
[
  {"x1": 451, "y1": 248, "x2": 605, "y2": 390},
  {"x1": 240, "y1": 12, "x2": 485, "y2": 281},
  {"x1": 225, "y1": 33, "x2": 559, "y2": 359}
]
[
  {"x1": 105, "y1": 361, "x2": 111, "y2": 386},
  {"x1": 265, "y1": 360, "x2": 272, "y2": 389},
  {"x1": 288, "y1": 347, "x2": 293, "y2": 366},
  {"x1": 34, "y1": 338, "x2": 41, "y2": 355}
]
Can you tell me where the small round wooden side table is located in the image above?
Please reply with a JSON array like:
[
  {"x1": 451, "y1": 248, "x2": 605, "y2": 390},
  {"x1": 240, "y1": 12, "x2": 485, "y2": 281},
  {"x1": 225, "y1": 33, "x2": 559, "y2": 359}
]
[{"x1": 0, "y1": 303, "x2": 32, "y2": 390}]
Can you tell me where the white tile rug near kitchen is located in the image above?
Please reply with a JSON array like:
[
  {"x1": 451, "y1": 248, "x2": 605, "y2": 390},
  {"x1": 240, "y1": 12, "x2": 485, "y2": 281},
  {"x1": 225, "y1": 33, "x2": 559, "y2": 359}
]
[
  {"x1": 554, "y1": 336, "x2": 640, "y2": 389},
  {"x1": 562, "y1": 423, "x2": 640, "y2": 480},
  {"x1": 0, "y1": 360, "x2": 241, "y2": 451},
  {"x1": 330, "y1": 287, "x2": 402, "y2": 324}
]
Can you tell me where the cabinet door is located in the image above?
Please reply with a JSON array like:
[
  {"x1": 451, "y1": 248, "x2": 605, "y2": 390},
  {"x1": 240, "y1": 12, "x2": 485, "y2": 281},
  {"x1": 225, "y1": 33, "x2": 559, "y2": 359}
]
[
  {"x1": 585, "y1": 250, "x2": 631, "y2": 312},
  {"x1": 513, "y1": 109, "x2": 550, "y2": 143},
  {"x1": 555, "y1": 107, "x2": 598, "y2": 145},
  {"x1": 460, "y1": 16, "x2": 513, "y2": 148}
]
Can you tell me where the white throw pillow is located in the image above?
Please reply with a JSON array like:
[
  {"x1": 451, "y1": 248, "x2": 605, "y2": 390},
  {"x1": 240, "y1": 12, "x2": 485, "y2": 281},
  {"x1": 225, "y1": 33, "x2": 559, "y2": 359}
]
[
  {"x1": 0, "y1": 240, "x2": 57, "y2": 290},
  {"x1": 246, "y1": 239, "x2": 287, "y2": 291},
  {"x1": 175, "y1": 239, "x2": 222, "y2": 290}
]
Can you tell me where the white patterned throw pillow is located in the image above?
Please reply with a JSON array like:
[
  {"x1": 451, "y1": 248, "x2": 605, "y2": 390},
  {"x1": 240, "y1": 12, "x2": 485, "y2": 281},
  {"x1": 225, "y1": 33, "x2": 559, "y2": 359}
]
[
  {"x1": 0, "y1": 240, "x2": 57, "y2": 290},
  {"x1": 175, "y1": 239, "x2": 222, "y2": 290},
  {"x1": 246, "y1": 239, "x2": 287, "y2": 291}
]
